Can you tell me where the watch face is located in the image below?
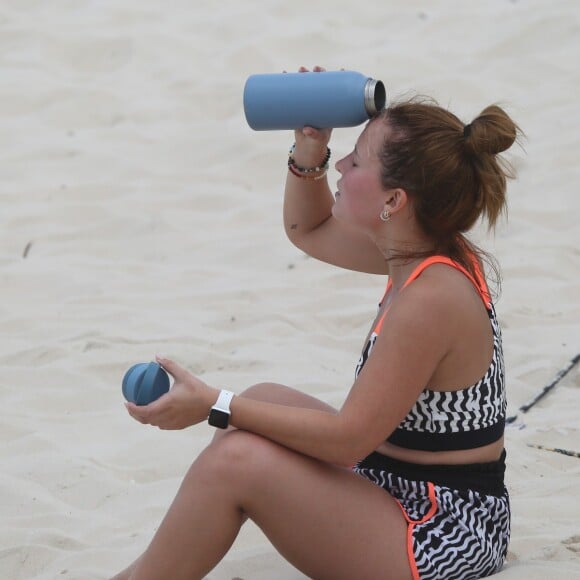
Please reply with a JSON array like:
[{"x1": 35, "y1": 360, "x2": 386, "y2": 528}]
[{"x1": 208, "y1": 408, "x2": 229, "y2": 429}]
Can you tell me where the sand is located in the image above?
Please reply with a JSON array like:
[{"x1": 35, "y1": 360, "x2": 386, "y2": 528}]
[{"x1": 1, "y1": 0, "x2": 579, "y2": 578}]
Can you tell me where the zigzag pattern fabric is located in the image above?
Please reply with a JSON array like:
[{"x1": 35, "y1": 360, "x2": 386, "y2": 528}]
[
  {"x1": 354, "y1": 257, "x2": 506, "y2": 452},
  {"x1": 392, "y1": 305, "x2": 505, "y2": 440},
  {"x1": 353, "y1": 466, "x2": 511, "y2": 579},
  {"x1": 353, "y1": 256, "x2": 510, "y2": 577}
]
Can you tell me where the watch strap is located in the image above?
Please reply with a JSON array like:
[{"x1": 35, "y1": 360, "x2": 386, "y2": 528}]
[{"x1": 212, "y1": 389, "x2": 235, "y2": 414}]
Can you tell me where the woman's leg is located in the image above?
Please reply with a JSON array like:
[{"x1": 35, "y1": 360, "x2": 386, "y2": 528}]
[
  {"x1": 113, "y1": 384, "x2": 411, "y2": 579},
  {"x1": 112, "y1": 383, "x2": 336, "y2": 580},
  {"x1": 124, "y1": 430, "x2": 411, "y2": 580}
]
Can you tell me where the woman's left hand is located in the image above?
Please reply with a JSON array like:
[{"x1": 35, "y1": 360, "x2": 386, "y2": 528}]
[{"x1": 125, "y1": 355, "x2": 219, "y2": 430}]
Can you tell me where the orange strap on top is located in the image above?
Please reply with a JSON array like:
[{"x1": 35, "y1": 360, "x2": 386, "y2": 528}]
[
  {"x1": 402, "y1": 255, "x2": 491, "y2": 306},
  {"x1": 374, "y1": 255, "x2": 491, "y2": 334}
]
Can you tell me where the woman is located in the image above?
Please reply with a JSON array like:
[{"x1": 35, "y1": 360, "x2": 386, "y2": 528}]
[{"x1": 113, "y1": 88, "x2": 520, "y2": 579}]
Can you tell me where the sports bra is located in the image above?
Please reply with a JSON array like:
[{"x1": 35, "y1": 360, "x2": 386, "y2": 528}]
[{"x1": 354, "y1": 256, "x2": 506, "y2": 452}]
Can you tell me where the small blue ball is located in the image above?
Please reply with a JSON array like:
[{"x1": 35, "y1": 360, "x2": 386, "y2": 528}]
[{"x1": 122, "y1": 362, "x2": 170, "y2": 405}]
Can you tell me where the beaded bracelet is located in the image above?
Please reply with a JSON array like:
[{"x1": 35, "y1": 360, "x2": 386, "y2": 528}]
[
  {"x1": 288, "y1": 163, "x2": 328, "y2": 181},
  {"x1": 288, "y1": 143, "x2": 331, "y2": 174}
]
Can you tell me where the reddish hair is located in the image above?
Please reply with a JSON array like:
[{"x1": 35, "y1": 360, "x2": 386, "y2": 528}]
[{"x1": 377, "y1": 97, "x2": 521, "y2": 288}]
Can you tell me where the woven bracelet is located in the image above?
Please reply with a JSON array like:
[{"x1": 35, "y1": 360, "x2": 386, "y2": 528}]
[
  {"x1": 288, "y1": 144, "x2": 331, "y2": 174},
  {"x1": 288, "y1": 163, "x2": 328, "y2": 181}
]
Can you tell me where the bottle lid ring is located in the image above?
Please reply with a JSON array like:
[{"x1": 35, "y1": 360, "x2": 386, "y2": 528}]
[{"x1": 364, "y1": 78, "x2": 386, "y2": 115}]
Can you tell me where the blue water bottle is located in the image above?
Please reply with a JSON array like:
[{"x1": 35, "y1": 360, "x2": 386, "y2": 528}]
[{"x1": 243, "y1": 70, "x2": 386, "y2": 131}]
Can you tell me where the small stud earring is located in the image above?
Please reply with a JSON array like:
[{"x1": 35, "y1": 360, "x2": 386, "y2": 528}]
[{"x1": 380, "y1": 209, "x2": 391, "y2": 222}]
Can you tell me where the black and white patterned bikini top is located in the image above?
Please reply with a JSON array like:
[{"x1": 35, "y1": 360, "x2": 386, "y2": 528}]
[{"x1": 355, "y1": 255, "x2": 506, "y2": 452}]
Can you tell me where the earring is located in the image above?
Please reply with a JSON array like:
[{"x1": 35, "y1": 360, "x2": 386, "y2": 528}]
[{"x1": 380, "y1": 209, "x2": 391, "y2": 222}]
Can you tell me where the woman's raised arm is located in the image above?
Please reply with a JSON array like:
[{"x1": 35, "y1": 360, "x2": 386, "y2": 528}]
[{"x1": 283, "y1": 127, "x2": 389, "y2": 275}]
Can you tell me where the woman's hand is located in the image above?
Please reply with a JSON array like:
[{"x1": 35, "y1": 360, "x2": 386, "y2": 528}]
[
  {"x1": 125, "y1": 355, "x2": 219, "y2": 430},
  {"x1": 293, "y1": 66, "x2": 333, "y2": 160}
]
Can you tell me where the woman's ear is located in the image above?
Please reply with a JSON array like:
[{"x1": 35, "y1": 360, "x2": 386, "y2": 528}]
[{"x1": 384, "y1": 188, "x2": 408, "y2": 214}]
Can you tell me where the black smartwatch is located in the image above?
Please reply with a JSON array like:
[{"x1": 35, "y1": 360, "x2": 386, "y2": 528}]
[{"x1": 208, "y1": 390, "x2": 235, "y2": 429}]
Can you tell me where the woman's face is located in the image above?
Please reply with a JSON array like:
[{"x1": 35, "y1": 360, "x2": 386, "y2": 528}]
[{"x1": 333, "y1": 119, "x2": 388, "y2": 232}]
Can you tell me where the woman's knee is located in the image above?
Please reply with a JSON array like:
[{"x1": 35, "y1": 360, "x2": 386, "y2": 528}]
[
  {"x1": 238, "y1": 382, "x2": 285, "y2": 401},
  {"x1": 202, "y1": 430, "x2": 282, "y2": 483},
  {"x1": 209, "y1": 384, "x2": 280, "y2": 445},
  {"x1": 239, "y1": 382, "x2": 336, "y2": 413}
]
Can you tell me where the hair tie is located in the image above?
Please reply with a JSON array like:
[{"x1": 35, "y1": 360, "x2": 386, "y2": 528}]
[{"x1": 463, "y1": 123, "x2": 472, "y2": 138}]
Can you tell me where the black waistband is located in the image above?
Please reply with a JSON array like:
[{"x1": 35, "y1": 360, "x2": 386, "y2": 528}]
[
  {"x1": 356, "y1": 450, "x2": 507, "y2": 496},
  {"x1": 387, "y1": 419, "x2": 505, "y2": 452}
]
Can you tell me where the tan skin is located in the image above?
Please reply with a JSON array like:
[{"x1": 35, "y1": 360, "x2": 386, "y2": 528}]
[{"x1": 112, "y1": 72, "x2": 502, "y2": 580}]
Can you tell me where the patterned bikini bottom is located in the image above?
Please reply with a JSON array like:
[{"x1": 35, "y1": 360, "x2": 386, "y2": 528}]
[{"x1": 353, "y1": 450, "x2": 510, "y2": 580}]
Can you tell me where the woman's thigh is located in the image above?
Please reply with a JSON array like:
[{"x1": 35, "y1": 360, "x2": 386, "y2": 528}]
[{"x1": 208, "y1": 429, "x2": 412, "y2": 580}]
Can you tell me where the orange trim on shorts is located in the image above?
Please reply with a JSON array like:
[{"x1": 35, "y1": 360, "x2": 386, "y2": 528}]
[{"x1": 393, "y1": 482, "x2": 438, "y2": 580}]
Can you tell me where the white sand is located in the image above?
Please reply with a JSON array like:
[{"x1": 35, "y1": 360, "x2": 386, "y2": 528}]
[{"x1": 1, "y1": 0, "x2": 579, "y2": 578}]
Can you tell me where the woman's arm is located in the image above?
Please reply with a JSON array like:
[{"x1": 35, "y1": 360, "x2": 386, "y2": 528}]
[
  {"x1": 229, "y1": 284, "x2": 450, "y2": 465},
  {"x1": 284, "y1": 129, "x2": 390, "y2": 275},
  {"x1": 127, "y1": 284, "x2": 450, "y2": 467}
]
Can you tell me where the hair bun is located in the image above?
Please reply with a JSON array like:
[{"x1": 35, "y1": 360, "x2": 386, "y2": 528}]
[{"x1": 467, "y1": 105, "x2": 519, "y2": 155}]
